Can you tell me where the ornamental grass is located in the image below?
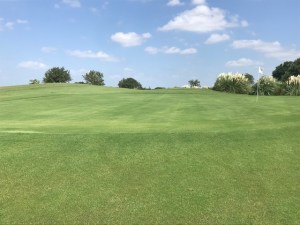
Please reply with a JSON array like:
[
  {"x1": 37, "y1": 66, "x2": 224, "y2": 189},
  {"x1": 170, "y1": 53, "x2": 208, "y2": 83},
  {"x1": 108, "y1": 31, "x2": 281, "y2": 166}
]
[
  {"x1": 285, "y1": 75, "x2": 300, "y2": 96},
  {"x1": 213, "y1": 73, "x2": 251, "y2": 94}
]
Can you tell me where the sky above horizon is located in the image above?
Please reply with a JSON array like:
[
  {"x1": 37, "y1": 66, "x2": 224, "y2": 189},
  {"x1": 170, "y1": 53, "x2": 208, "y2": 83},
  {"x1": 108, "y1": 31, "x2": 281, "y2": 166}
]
[{"x1": 1, "y1": 0, "x2": 300, "y2": 88}]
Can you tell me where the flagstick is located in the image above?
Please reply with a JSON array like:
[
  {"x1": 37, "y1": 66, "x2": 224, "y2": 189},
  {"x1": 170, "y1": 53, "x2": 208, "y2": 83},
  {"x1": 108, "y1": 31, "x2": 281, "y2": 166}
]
[
  {"x1": 256, "y1": 66, "x2": 263, "y2": 102},
  {"x1": 256, "y1": 73, "x2": 259, "y2": 102}
]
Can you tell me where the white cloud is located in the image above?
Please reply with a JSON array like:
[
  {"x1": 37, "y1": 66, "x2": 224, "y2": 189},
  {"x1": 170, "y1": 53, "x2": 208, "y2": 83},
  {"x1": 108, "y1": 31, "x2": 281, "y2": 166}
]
[
  {"x1": 17, "y1": 19, "x2": 28, "y2": 24},
  {"x1": 180, "y1": 48, "x2": 198, "y2": 54},
  {"x1": 159, "y1": 4, "x2": 247, "y2": 33},
  {"x1": 241, "y1": 20, "x2": 249, "y2": 27},
  {"x1": 18, "y1": 61, "x2": 48, "y2": 69},
  {"x1": 232, "y1": 39, "x2": 300, "y2": 61},
  {"x1": 5, "y1": 22, "x2": 15, "y2": 30},
  {"x1": 145, "y1": 46, "x2": 197, "y2": 55},
  {"x1": 62, "y1": 0, "x2": 81, "y2": 8},
  {"x1": 67, "y1": 50, "x2": 119, "y2": 62},
  {"x1": 145, "y1": 47, "x2": 159, "y2": 55},
  {"x1": 111, "y1": 32, "x2": 151, "y2": 47},
  {"x1": 0, "y1": 18, "x2": 28, "y2": 31},
  {"x1": 225, "y1": 58, "x2": 261, "y2": 67},
  {"x1": 41, "y1": 47, "x2": 57, "y2": 54},
  {"x1": 192, "y1": 0, "x2": 206, "y2": 5},
  {"x1": 205, "y1": 33, "x2": 230, "y2": 44},
  {"x1": 167, "y1": 0, "x2": 184, "y2": 6}
]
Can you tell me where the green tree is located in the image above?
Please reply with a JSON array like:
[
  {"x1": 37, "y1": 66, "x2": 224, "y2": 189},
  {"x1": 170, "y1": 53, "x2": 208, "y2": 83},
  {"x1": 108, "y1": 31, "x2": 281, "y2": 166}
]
[
  {"x1": 284, "y1": 58, "x2": 300, "y2": 80},
  {"x1": 43, "y1": 67, "x2": 71, "y2": 83},
  {"x1": 83, "y1": 70, "x2": 105, "y2": 85},
  {"x1": 272, "y1": 61, "x2": 293, "y2": 81},
  {"x1": 29, "y1": 79, "x2": 40, "y2": 85},
  {"x1": 188, "y1": 79, "x2": 201, "y2": 88},
  {"x1": 244, "y1": 73, "x2": 254, "y2": 85},
  {"x1": 272, "y1": 58, "x2": 300, "y2": 81},
  {"x1": 118, "y1": 77, "x2": 142, "y2": 89}
]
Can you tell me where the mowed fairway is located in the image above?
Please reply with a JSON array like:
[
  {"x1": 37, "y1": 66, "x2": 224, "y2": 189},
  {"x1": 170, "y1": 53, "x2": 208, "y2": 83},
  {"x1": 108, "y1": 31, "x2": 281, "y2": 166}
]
[{"x1": 0, "y1": 84, "x2": 299, "y2": 224}]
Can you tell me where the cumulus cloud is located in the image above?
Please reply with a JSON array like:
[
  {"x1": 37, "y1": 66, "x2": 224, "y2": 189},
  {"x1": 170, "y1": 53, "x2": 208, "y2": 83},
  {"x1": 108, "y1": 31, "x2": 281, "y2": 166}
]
[
  {"x1": 145, "y1": 46, "x2": 197, "y2": 55},
  {"x1": 159, "y1": 4, "x2": 247, "y2": 33},
  {"x1": 111, "y1": 32, "x2": 151, "y2": 47},
  {"x1": 18, "y1": 61, "x2": 48, "y2": 69},
  {"x1": 205, "y1": 33, "x2": 230, "y2": 44},
  {"x1": 62, "y1": 0, "x2": 81, "y2": 8},
  {"x1": 225, "y1": 58, "x2": 261, "y2": 67},
  {"x1": 232, "y1": 39, "x2": 300, "y2": 61},
  {"x1": 167, "y1": 0, "x2": 184, "y2": 6},
  {"x1": 67, "y1": 50, "x2": 119, "y2": 62}
]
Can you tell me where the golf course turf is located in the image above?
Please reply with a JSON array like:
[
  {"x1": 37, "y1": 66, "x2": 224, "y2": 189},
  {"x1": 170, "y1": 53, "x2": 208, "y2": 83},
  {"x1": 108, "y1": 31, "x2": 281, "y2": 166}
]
[{"x1": 0, "y1": 84, "x2": 299, "y2": 224}]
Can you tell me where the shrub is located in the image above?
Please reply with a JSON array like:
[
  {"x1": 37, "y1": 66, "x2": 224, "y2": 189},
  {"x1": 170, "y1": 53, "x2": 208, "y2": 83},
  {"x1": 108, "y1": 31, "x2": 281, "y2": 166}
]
[
  {"x1": 213, "y1": 73, "x2": 251, "y2": 94},
  {"x1": 118, "y1": 77, "x2": 143, "y2": 89},
  {"x1": 285, "y1": 75, "x2": 300, "y2": 96},
  {"x1": 29, "y1": 79, "x2": 40, "y2": 85},
  {"x1": 253, "y1": 76, "x2": 279, "y2": 96}
]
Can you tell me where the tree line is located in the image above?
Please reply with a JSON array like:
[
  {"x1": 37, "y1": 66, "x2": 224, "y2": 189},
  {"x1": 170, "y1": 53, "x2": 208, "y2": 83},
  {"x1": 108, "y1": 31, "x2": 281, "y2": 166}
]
[
  {"x1": 30, "y1": 58, "x2": 300, "y2": 93},
  {"x1": 30, "y1": 67, "x2": 142, "y2": 89}
]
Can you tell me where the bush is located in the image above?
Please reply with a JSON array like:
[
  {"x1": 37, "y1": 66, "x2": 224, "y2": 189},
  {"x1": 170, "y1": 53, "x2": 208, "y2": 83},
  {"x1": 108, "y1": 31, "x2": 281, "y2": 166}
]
[
  {"x1": 213, "y1": 73, "x2": 251, "y2": 94},
  {"x1": 285, "y1": 75, "x2": 300, "y2": 96},
  {"x1": 118, "y1": 77, "x2": 143, "y2": 89},
  {"x1": 29, "y1": 79, "x2": 40, "y2": 85},
  {"x1": 253, "y1": 76, "x2": 279, "y2": 96}
]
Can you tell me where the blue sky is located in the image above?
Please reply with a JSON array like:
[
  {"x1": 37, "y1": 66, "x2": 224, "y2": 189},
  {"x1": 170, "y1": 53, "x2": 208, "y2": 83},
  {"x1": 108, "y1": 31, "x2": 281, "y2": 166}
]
[{"x1": 1, "y1": 0, "x2": 300, "y2": 87}]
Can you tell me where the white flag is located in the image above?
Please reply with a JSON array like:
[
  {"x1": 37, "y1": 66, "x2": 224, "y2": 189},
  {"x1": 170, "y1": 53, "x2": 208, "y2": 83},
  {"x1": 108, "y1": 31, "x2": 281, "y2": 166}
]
[{"x1": 258, "y1": 66, "x2": 264, "y2": 75}]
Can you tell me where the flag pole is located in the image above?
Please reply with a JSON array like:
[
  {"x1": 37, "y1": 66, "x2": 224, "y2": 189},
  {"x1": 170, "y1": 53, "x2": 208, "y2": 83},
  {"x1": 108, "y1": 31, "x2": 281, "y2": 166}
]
[
  {"x1": 256, "y1": 73, "x2": 259, "y2": 102},
  {"x1": 257, "y1": 66, "x2": 263, "y2": 102}
]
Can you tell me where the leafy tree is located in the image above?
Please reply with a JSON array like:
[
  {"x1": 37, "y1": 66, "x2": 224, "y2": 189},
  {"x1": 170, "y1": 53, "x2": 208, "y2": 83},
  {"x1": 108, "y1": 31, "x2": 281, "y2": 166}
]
[
  {"x1": 272, "y1": 58, "x2": 300, "y2": 81},
  {"x1": 284, "y1": 58, "x2": 300, "y2": 80},
  {"x1": 244, "y1": 73, "x2": 254, "y2": 85},
  {"x1": 29, "y1": 79, "x2": 40, "y2": 84},
  {"x1": 118, "y1": 77, "x2": 143, "y2": 89},
  {"x1": 43, "y1": 67, "x2": 71, "y2": 83},
  {"x1": 188, "y1": 79, "x2": 201, "y2": 88},
  {"x1": 272, "y1": 61, "x2": 293, "y2": 81},
  {"x1": 83, "y1": 70, "x2": 105, "y2": 86}
]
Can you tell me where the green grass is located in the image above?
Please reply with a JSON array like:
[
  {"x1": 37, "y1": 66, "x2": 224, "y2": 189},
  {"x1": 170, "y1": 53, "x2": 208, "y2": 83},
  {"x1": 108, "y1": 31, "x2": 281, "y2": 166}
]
[{"x1": 0, "y1": 84, "x2": 299, "y2": 224}]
